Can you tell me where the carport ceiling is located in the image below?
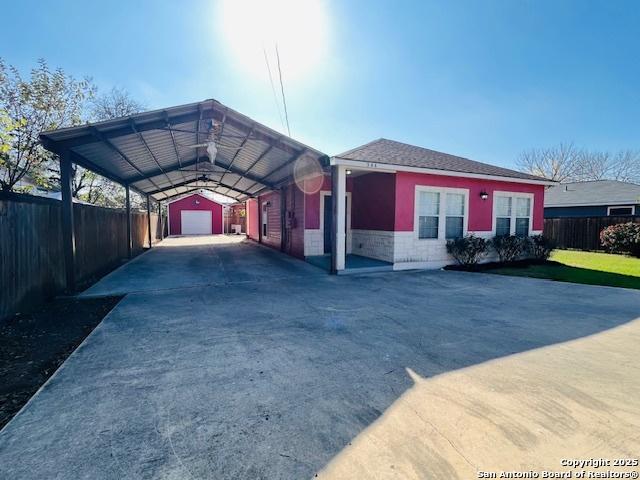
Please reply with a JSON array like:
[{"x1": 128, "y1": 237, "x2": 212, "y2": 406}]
[{"x1": 40, "y1": 99, "x2": 328, "y2": 201}]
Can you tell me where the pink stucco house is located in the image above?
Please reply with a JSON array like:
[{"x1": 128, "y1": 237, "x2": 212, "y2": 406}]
[{"x1": 247, "y1": 139, "x2": 553, "y2": 272}]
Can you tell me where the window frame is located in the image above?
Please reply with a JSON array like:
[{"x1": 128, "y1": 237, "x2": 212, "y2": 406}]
[
  {"x1": 262, "y1": 202, "x2": 269, "y2": 237},
  {"x1": 607, "y1": 205, "x2": 635, "y2": 216},
  {"x1": 414, "y1": 186, "x2": 469, "y2": 241},
  {"x1": 492, "y1": 191, "x2": 534, "y2": 237}
]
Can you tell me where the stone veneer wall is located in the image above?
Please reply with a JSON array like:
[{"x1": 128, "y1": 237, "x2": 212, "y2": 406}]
[
  {"x1": 309, "y1": 227, "x2": 543, "y2": 268},
  {"x1": 304, "y1": 229, "x2": 354, "y2": 257},
  {"x1": 350, "y1": 230, "x2": 395, "y2": 263},
  {"x1": 392, "y1": 230, "x2": 543, "y2": 270},
  {"x1": 304, "y1": 229, "x2": 323, "y2": 256}
]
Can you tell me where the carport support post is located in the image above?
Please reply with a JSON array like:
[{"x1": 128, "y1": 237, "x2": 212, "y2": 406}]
[
  {"x1": 157, "y1": 200, "x2": 164, "y2": 239},
  {"x1": 146, "y1": 195, "x2": 153, "y2": 248},
  {"x1": 60, "y1": 149, "x2": 76, "y2": 292},
  {"x1": 331, "y1": 164, "x2": 347, "y2": 273},
  {"x1": 280, "y1": 188, "x2": 286, "y2": 252},
  {"x1": 125, "y1": 185, "x2": 132, "y2": 258}
]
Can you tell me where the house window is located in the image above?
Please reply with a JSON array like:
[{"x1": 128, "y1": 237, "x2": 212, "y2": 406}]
[
  {"x1": 262, "y1": 203, "x2": 268, "y2": 237},
  {"x1": 445, "y1": 193, "x2": 465, "y2": 239},
  {"x1": 608, "y1": 206, "x2": 634, "y2": 216},
  {"x1": 416, "y1": 188, "x2": 468, "y2": 240},
  {"x1": 418, "y1": 192, "x2": 440, "y2": 239},
  {"x1": 495, "y1": 197, "x2": 511, "y2": 237},
  {"x1": 515, "y1": 197, "x2": 531, "y2": 236},
  {"x1": 494, "y1": 193, "x2": 533, "y2": 236}
]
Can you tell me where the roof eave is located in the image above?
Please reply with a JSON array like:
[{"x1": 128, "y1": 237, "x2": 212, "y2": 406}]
[
  {"x1": 330, "y1": 157, "x2": 557, "y2": 186},
  {"x1": 165, "y1": 191, "x2": 226, "y2": 206},
  {"x1": 545, "y1": 201, "x2": 640, "y2": 208}
]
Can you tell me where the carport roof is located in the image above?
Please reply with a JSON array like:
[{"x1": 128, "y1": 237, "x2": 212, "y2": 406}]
[{"x1": 40, "y1": 99, "x2": 328, "y2": 201}]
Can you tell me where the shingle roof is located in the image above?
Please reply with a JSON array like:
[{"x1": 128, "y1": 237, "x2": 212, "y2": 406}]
[
  {"x1": 336, "y1": 138, "x2": 551, "y2": 183},
  {"x1": 545, "y1": 180, "x2": 640, "y2": 207}
]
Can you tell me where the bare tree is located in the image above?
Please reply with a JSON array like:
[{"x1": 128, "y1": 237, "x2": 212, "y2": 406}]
[
  {"x1": 46, "y1": 85, "x2": 146, "y2": 205},
  {"x1": 517, "y1": 143, "x2": 581, "y2": 182},
  {"x1": 519, "y1": 144, "x2": 640, "y2": 184},
  {"x1": 73, "y1": 87, "x2": 146, "y2": 206},
  {"x1": 45, "y1": 163, "x2": 100, "y2": 197},
  {"x1": 90, "y1": 87, "x2": 145, "y2": 121},
  {"x1": 605, "y1": 150, "x2": 640, "y2": 183},
  {"x1": 574, "y1": 150, "x2": 610, "y2": 181}
]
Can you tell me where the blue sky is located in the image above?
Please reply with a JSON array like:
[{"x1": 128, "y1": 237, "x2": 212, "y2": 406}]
[{"x1": 2, "y1": 0, "x2": 639, "y2": 169}]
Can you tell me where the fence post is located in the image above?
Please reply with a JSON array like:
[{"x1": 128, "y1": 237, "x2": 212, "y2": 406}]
[
  {"x1": 158, "y1": 201, "x2": 165, "y2": 239},
  {"x1": 125, "y1": 185, "x2": 132, "y2": 258},
  {"x1": 60, "y1": 150, "x2": 76, "y2": 292},
  {"x1": 146, "y1": 195, "x2": 152, "y2": 248}
]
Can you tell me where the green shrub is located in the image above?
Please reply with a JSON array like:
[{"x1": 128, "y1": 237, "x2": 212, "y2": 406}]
[
  {"x1": 527, "y1": 234, "x2": 554, "y2": 260},
  {"x1": 446, "y1": 235, "x2": 490, "y2": 266},
  {"x1": 600, "y1": 223, "x2": 640, "y2": 257},
  {"x1": 491, "y1": 235, "x2": 527, "y2": 263}
]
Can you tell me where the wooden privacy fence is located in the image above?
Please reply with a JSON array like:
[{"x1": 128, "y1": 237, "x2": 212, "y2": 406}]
[
  {"x1": 0, "y1": 192, "x2": 166, "y2": 320},
  {"x1": 544, "y1": 216, "x2": 640, "y2": 251}
]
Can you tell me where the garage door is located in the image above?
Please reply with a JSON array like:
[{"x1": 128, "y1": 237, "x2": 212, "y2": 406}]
[{"x1": 181, "y1": 210, "x2": 212, "y2": 235}]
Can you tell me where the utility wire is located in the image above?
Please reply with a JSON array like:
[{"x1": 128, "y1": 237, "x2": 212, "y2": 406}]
[
  {"x1": 263, "y1": 47, "x2": 286, "y2": 133},
  {"x1": 275, "y1": 44, "x2": 291, "y2": 137}
]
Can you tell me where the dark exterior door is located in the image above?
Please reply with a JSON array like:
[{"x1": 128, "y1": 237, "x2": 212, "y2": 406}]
[
  {"x1": 323, "y1": 194, "x2": 348, "y2": 255},
  {"x1": 323, "y1": 195, "x2": 332, "y2": 254}
]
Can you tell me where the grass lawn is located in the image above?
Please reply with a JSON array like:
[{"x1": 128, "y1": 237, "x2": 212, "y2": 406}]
[{"x1": 488, "y1": 249, "x2": 640, "y2": 290}]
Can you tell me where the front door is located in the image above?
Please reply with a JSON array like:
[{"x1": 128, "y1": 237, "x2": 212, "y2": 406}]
[
  {"x1": 323, "y1": 195, "x2": 332, "y2": 254},
  {"x1": 323, "y1": 195, "x2": 348, "y2": 254}
]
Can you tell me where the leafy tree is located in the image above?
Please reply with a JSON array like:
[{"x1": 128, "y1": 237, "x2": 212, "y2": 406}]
[
  {"x1": 0, "y1": 110, "x2": 29, "y2": 189},
  {"x1": 1, "y1": 58, "x2": 147, "y2": 208},
  {"x1": 0, "y1": 58, "x2": 95, "y2": 191}
]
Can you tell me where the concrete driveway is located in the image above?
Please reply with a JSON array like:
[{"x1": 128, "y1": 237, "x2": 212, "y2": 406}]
[{"x1": 1, "y1": 236, "x2": 639, "y2": 479}]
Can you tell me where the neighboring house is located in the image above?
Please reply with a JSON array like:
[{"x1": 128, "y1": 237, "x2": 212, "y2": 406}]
[
  {"x1": 544, "y1": 180, "x2": 640, "y2": 218},
  {"x1": 3, "y1": 170, "x2": 61, "y2": 199},
  {"x1": 168, "y1": 193, "x2": 223, "y2": 235},
  {"x1": 247, "y1": 138, "x2": 553, "y2": 270}
]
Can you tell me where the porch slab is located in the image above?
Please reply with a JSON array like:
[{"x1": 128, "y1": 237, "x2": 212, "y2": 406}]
[{"x1": 306, "y1": 253, "x2": 393, "y2": 273}]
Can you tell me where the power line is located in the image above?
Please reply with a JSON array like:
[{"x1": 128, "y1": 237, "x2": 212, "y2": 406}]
[
  {"x1": 263, "y1": 47, "x2": 286, "y2": 132},
  {"x1": 275, "y1": 44, "x2": 291, "y2": 137}
]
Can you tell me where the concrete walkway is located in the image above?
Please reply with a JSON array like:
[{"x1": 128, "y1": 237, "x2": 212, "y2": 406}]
[{"x1": 1, "y1": 236, "x2": 639, "y2": 479}]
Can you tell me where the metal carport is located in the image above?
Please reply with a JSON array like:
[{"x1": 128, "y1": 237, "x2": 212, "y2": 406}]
[{"x1": 40, "y1": 99, "x2": 327, "y2": 291}]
